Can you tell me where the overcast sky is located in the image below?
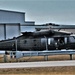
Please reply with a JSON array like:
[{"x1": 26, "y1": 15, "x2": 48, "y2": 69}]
[{"x1": 0, "y1": 0, "x2": 75, "y2": 25}]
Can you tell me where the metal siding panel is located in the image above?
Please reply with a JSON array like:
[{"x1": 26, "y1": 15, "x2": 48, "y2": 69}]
[
  {"x1": 0, "y1": 25, "x2": 4, "y2": 40},
  {"x1": 6, "y1": 25, "x2": 20, "y2": 39},
  {"x1": 21, "y1": 26, "x2": 35, "y2": 32},
  {"x1": 0, "y1": 11, "x2": 25, "y2": 23}
]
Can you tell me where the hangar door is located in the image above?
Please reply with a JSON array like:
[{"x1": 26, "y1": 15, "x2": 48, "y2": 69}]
[
  {"x1": 0, "y1": 25, "x2": 4, "y2": 40},
  {"x1": 6, "y1": 25, "x2": 20, "y2": 39}
]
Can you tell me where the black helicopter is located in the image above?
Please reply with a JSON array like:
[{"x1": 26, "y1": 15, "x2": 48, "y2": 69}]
[{"x1": 0, "y1": 29, "x2": 74, "y2": 51}]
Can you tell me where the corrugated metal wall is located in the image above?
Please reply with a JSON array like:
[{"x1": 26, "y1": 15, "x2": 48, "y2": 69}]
[
  {"x1": 6, "y1": 25, "x2": 20, "y2": 39},
  {"x1": 0, "y1": 24, "x2": 20, "y2": 40}
]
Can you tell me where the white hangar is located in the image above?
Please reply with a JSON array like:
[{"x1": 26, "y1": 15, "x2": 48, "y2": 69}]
[{"x1": 0, "y1": 9, "x2": 35, "y2": 40}]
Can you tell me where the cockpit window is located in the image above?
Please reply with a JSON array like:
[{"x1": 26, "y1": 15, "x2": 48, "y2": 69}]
[
  {"x1": 69, "y1": 37, "x2": 75, "y2": 43},
  {"x1": 48, "y1": 38, "x2": 51, "y2": 45}
]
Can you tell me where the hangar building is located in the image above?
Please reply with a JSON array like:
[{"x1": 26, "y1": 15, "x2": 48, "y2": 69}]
[{"x1": 0, "y1": 9, "x2": 35, "y2": 40}]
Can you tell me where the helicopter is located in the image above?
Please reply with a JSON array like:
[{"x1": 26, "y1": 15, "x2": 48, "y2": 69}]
[{"x1": 0, "y1": 29, "x2": 74, "y2": 51}]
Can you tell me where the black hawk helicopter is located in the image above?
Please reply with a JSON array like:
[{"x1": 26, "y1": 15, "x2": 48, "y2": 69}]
[{"x1": 0, "y1": 29, "x2": 74, "y2": 51}]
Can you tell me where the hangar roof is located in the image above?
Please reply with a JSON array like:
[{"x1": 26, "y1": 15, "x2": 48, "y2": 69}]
[{"x1": 0, "y1": 9, "x2": 25, "y2": 14}]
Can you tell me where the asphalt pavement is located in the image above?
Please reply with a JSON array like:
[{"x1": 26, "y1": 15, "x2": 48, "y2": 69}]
[{"x1": 0, "y1": 60, "x2": 75, "y2": 68}]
